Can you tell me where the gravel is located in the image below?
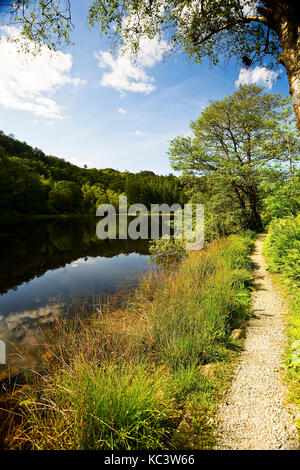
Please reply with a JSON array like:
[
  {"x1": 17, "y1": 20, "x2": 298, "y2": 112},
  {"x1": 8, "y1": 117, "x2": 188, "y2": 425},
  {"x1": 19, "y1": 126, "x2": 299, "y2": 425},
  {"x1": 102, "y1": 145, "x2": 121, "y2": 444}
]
[{"x1": 215, "y1": 236, "x2": 299, "y2": 450}]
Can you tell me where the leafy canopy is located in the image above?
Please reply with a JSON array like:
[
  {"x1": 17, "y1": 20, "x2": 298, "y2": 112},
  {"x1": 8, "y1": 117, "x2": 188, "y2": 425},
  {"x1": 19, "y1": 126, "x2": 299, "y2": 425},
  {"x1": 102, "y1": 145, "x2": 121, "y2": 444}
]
[
  {"x1": 169, "y1": 84, "x2": 299, "y2": 230},
  {"x1": 88, "y1": 0, "x2": 280, "y2": 67},
  {"x1": 2, "y1": 0, "x2": 280, "y2": 69},
  {"x1": 169, "y1": 84, "x2": 283, "y2": 176}
]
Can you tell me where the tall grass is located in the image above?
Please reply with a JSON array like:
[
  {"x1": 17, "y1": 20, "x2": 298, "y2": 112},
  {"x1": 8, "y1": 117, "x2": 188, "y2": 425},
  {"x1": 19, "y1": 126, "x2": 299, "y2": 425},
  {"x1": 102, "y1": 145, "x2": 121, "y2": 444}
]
[
  {"x1": 5, "y1": 232, "x2": 254, "y2": 450},
  {"x1": 17, "y1": 361, "x2": 175, "y2": 450}
]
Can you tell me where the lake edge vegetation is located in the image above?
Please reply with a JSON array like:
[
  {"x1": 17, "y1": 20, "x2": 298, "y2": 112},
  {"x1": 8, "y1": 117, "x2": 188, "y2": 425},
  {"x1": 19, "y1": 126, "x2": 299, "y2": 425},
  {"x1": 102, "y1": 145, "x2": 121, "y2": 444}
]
[{"x1": 1, "y1": 231, "x2": 255, "y2": 450}]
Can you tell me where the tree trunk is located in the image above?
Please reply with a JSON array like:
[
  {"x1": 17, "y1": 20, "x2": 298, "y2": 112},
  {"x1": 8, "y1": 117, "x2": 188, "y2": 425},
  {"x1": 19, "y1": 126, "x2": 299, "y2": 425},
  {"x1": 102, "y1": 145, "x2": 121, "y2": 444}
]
[
  {"x1": 248, "y1": 192, "x2": 263, "y2": 232},
  {"x1": 232, "y1": 183, "x2": 251, "y2": 227},
  {"x1": 280, "y1": 30, "x2": 300, "y2": 133},
  {"x1": 270, "y1": 1, "x2": 300, "y2": 132}
]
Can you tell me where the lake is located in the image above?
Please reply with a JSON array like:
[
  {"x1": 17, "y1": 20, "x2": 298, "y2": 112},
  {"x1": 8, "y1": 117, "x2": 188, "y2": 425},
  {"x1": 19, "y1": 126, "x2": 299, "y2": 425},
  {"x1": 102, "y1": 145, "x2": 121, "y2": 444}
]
[{"x1": 0, "y1": 216, "x2": 158, "y2": 373}]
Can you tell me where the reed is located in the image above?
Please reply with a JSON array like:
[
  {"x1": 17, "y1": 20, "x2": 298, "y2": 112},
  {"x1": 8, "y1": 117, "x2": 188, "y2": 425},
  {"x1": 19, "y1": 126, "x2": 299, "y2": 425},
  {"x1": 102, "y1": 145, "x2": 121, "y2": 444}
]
[{"x1": 4, "y1": 232, "x2": 254, "y2": 450}]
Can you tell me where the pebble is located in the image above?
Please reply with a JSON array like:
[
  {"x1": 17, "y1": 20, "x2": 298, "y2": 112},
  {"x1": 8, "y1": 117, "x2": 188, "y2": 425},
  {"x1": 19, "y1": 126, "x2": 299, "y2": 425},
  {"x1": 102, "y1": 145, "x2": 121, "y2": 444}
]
[{"x1": 215, "y1": 237, "x2": 300, "y2": 450}]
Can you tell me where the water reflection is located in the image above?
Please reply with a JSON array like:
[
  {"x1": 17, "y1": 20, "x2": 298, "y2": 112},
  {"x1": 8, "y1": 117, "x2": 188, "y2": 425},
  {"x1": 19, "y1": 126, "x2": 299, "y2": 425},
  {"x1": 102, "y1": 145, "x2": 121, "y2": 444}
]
[
  {"x1": 0, "y1": 217, "x2": 156, "y2": 373},
  {"x1": 0, "y1": 216, "x2": 150, "y2": 296}
]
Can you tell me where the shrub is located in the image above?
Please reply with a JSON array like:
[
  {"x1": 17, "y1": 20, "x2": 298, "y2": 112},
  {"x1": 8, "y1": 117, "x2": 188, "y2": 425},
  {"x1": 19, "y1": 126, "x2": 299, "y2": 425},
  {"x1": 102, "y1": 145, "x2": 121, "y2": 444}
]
[
  {"x1": 264, "y1": 215, "x2": 300, "y2": 421},
  {"x1": 264, "y1": 215, "x2": 300, "y2": 285}
]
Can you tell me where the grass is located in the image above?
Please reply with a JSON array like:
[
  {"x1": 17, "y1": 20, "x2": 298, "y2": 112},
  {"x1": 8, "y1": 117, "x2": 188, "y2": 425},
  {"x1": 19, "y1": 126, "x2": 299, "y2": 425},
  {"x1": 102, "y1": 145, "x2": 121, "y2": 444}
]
[
  {"x1": 2, "y1": 231, "x2": 255, "y2": 450},
  {"x1": 16, "y1": 362, "x2": 177, "y2": 450},
  {"x1": 263, "y1": 215, "x2": 300, "y2": 434}
]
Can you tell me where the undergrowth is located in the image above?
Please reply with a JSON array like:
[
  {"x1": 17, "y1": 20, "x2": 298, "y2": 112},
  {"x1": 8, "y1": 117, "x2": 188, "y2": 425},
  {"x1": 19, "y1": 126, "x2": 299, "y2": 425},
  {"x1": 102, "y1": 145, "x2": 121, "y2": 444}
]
[
  {"x1": 264, "y1": 215, "x2": 300, "y2": 431},
  {"x1": 3, "y1": 231, "x2": 255, "y2": 450}
]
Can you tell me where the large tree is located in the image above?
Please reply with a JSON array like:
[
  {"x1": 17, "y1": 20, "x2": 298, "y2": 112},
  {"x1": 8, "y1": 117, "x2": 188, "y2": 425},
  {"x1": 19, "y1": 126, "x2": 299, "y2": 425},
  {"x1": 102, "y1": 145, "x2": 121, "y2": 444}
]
[
  {"x1": 168, "y1": 84, "x2": 296, "y2": 231},
  {"x1": 1, "y1": 1, "x2": 300, "y2": 131}
]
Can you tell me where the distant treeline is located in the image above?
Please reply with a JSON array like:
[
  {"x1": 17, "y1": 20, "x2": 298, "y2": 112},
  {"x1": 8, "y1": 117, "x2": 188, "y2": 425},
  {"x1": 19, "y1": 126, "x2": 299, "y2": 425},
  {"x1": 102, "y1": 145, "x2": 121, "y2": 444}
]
[
  {"x1": 0, "y1": 217, "x2": 149, "y2": 295},
  {"x1": 0, "y1": 131, "x2": 187, "y2": 216}
]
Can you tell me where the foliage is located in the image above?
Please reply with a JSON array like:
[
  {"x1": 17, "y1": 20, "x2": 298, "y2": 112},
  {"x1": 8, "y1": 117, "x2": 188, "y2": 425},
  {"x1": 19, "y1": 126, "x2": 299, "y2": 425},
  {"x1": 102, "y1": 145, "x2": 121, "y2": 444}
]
[
  {"x1": 0, "y1": 130, "x2": 187, "y2": 216},
  {"x1": 1, "y1": 0, "x2": 73, "y2": 50},
  {"x1": 263, "y1": 215, "x2": 300, "y2": 422},
  {"x1": 188, "y1": 175, "x2": 244, "y2": 241},
  {"x1": 4, "y1": 2, "x2": 300, "y2": 137},
  {"x1": 2, "y1": 2, "x2": 299, "y2": 130},
  {"x1": 261, "y1": 177, "x2": 300, "y2": 224},
  {"x1": 3, "y1": 1, "x2": 282, "y2": 69},
  {"x1": 48, "y1": 180, "x2": 83, "y2": 213},
  {"x1": 264, "y1": 215, "x2": 300, "y2": 285},
  {"x1": 169, "y1": 85, "x2": 299, "y2": 231},
  {"x1": 149, "y1": 236, "x2": 187, "y2": 268},
  {"x1": 261, "y1": 97, "x2": 300, "y2": 177},
  {"x1": 7, "y1": 233, "x2": 254, "y2": 449},
  {"x1": 88, "y1": 1, "x2": 283, "y2": 65},
  {"x1": 0, "y1": 147, "x2": 50, "y2": 215}
]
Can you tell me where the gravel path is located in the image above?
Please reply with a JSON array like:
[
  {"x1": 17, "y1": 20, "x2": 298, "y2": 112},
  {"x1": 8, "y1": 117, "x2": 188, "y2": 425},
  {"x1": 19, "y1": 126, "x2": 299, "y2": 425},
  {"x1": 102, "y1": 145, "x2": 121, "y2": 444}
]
[{"x1": 215, "y1": 235, "x2": 299, "y2": 450}]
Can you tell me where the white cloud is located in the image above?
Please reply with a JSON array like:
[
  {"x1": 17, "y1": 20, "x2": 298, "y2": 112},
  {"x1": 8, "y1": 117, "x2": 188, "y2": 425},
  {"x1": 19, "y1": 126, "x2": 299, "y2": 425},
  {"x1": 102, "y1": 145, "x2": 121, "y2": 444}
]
[
  {"x1": 235, "y1": 66, "x2": 279, "y2": 90},
  {"x1": 118, "y1": 107, "x2": 127, "y2": 114},
  {"x1": 94, "y1": 36, "x2": 169, "y2": 94},
  {"x1": 135, "y1": 130, "x2": 148, "y2": 136},
  {"x1": 0, "y1": 26, "x2": 86, "y2": 119}
]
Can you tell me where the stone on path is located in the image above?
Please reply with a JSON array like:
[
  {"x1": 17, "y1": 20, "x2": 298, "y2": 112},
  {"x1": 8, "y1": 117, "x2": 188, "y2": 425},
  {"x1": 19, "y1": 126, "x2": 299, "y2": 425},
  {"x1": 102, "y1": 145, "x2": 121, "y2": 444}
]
[{"x1": 215, "y1": 236, "x2": 299, "y2": 450}]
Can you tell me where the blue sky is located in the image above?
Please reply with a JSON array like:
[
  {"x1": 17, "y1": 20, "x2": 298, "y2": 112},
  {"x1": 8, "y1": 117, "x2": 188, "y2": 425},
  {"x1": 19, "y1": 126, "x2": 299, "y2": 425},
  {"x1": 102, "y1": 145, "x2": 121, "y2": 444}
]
[{"x1": 0, "y1": 0, "x2": 290, "y2": 174}]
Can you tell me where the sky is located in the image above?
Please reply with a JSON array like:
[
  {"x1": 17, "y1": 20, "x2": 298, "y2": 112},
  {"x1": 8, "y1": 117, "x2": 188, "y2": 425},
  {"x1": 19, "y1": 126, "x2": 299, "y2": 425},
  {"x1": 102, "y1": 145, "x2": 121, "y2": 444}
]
[{"x1": 0, "y1": 0, "x2": 290, "y2": 175}]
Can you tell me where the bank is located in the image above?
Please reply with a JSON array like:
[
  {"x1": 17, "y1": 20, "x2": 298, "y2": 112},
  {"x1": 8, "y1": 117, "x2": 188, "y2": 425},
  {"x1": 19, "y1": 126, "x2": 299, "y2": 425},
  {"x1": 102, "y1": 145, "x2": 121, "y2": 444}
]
[{"x1": 1, "y1": 231, "x2": 255, "y2": 450}]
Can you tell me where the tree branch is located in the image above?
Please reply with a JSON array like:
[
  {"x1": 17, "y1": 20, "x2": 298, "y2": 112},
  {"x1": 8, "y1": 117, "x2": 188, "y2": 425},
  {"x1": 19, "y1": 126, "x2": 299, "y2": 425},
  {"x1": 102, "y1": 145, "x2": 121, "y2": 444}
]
[{"x1": 192, "y1": 16, "x2": 269, "y2": 46}]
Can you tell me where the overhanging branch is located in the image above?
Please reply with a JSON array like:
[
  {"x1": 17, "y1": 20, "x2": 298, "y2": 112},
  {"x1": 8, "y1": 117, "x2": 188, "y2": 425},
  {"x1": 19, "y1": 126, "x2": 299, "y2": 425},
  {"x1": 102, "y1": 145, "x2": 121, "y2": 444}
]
[{"x1": 192, "y1": 16, "x2": 269, "y2": 46}]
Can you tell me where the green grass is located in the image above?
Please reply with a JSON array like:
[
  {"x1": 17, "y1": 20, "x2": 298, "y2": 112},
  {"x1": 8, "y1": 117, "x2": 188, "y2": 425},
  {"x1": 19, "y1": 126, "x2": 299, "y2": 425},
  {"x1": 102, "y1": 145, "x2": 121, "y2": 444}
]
[
  {"x1": 4, "y1": 231, "x2": 255, "y2": 450},
  {"x1": 19, "y1": 361, "x2": 176, "y2": 450},
  {"x1": 264, "y1": 215, "x2": 300, "y2": 433}
]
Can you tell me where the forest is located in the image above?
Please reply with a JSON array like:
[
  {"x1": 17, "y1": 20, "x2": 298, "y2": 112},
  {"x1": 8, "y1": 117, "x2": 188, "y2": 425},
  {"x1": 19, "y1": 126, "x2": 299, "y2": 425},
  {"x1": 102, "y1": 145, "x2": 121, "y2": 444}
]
[{"x1": 0, "y1": 131, "x2": 187, "y2": 216}]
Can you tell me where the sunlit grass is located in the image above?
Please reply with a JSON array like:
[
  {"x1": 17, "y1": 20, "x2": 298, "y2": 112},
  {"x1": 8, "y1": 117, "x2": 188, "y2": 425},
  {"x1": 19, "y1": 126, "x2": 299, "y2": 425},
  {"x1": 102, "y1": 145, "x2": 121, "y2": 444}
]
[{"x1": 4, "y1": 231, "x2": 255, "y2": 450}]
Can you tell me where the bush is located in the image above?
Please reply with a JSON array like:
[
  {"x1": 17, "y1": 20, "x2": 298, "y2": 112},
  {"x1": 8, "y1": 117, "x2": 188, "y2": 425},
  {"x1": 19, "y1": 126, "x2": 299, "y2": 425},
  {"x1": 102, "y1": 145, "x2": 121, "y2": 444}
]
[
  {"x1": 264, "y1": 215, "x2": 300, "y2": 420},
  {"x1": 149, "y1": 237, "x2": 187, "y2": 267},
  {"x1": 264, "y1": 215, "x2": 300, "y2": 286}
]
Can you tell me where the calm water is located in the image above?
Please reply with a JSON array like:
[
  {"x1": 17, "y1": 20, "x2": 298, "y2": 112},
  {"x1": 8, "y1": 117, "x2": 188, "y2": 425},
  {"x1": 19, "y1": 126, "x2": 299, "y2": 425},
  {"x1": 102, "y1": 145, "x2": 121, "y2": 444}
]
[{"x1": 0, "y1": 217, "x2": 157, "y2": 369}]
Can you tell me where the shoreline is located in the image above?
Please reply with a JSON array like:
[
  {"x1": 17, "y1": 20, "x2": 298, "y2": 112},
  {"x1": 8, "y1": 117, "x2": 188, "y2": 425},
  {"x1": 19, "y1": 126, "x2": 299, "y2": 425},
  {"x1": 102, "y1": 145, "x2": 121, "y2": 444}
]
[{"x1": 1, "y1": 232, "x2": 255, "y2": 450}]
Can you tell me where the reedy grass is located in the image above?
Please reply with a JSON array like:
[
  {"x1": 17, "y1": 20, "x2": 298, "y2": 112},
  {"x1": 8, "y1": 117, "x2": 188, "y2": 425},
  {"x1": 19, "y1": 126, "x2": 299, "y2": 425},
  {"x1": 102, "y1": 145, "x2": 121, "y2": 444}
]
[{"x1": 4, "y1": 232, "x2": 255, "y2": 450}]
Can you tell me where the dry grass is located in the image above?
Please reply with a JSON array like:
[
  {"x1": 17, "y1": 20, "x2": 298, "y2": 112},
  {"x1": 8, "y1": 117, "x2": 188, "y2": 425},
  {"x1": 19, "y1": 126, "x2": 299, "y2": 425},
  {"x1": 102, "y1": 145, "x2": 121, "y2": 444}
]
[{"x1": 2, "y1": 232, "x2": 255, "y2": 450}]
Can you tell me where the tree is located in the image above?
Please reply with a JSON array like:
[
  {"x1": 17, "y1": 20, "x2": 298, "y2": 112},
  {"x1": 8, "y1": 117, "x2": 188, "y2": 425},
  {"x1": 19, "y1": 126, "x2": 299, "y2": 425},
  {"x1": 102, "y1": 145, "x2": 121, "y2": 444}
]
[
  {"x1": 48, "y1": 180, "x2": 83, "y2": 213},
  {"x1": 169, "y1": 84, "x2": 293, "y2": 231},
  {"x1": 81, "y1": 182, "x2": 97, "y2": 213},
  {"x1": 262, "y1": 97, "x2": 300, "y2": 196},
  {"x1": 0, "y1": 148, "x2": 49, "y2": 214},
  {"x1": 261, "y1": 176, "x2": 300, "y2": 223},
  {"x1": 0, "y1": 0, "x2": 73, "y2": 49},
  {"x1": 0, "y1": 130, "x2": 187, "y2": 215},
  {"x1": 2, "y1": 1, "x2": 300, "y2": 131},
  {"x1": 187, "y1": 175, "x2": 244, "y2": 240}
]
